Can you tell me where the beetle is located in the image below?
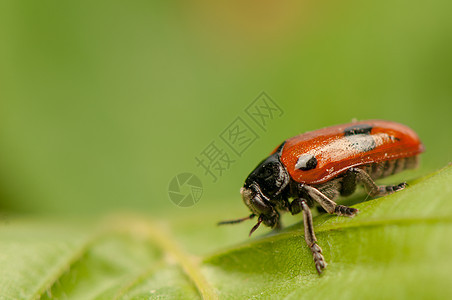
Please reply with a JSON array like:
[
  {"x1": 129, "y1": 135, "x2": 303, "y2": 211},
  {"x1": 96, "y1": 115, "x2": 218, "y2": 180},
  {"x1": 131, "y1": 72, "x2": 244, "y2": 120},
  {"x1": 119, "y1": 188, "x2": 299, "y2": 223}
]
[{"x1": 219, "y1": 120, "x2": 424, "y2": 274}]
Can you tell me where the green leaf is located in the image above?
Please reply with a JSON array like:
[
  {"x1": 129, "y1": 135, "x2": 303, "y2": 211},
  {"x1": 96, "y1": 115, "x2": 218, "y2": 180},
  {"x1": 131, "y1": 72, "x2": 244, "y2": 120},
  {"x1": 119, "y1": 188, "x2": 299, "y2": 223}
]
[
  {"x1": 204, "y1": 165, "x2": 452, "y2": 299},
  {"x1": 0, "y1": 165, "x2": 451, "y2": 299}
]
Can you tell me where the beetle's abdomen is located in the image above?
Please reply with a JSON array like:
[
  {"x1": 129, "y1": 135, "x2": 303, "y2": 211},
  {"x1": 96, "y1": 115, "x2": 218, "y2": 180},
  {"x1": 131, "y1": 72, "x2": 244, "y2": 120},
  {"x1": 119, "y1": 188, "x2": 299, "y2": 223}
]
[{"x1": 362, "y1": 155, "x2": 420, "y2": 180}]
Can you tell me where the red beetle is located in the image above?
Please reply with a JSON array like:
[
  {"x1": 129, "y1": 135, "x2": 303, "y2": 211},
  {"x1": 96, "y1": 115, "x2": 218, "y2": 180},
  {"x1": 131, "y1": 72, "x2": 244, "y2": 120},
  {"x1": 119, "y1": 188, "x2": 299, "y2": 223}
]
[{"x1": 219, "y1": 120, "x2": 424, "y2": 274}]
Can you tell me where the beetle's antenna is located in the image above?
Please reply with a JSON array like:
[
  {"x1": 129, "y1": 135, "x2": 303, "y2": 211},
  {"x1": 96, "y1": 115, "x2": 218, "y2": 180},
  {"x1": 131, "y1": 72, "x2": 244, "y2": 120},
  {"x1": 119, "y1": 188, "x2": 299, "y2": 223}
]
[
  {"x1": 217, "y1": 214, "x2": 255, "y2": 226},
  {"x1": 249, "y1": 215, "x2": 264, "y2": 237}
]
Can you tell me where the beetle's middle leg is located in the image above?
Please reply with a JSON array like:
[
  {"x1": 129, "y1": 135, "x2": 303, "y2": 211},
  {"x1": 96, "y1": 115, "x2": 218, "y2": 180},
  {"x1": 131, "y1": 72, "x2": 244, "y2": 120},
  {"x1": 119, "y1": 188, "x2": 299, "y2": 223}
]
[
  {"x1": 302, "y1": 185, "x2": 359, "y2": 217},
  {"x1": 290, "y1": 198, "x2": 326, "y2": 274}
]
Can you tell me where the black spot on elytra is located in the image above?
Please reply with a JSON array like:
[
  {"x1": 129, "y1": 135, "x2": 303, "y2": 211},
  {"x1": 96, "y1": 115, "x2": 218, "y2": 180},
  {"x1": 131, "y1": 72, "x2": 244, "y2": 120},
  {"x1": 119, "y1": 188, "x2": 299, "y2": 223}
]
[
  {"x1": 344, "y1": 124, "x2": 373, "y2": 136},
  {"x1": 295, "y1": 154, "x2": 318, "y2": 171}
]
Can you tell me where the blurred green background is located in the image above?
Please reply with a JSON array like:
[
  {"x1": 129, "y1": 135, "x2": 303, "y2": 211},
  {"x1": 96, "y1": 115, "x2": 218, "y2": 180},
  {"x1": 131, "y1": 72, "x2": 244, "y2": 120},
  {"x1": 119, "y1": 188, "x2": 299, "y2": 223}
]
[{"x1": 0, "y1": 0, "x2": 450, "y2": 217}]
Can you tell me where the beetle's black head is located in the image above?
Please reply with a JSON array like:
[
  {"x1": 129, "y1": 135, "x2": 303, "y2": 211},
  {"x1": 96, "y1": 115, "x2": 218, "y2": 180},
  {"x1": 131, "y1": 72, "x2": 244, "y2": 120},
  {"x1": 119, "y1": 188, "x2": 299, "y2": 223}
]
[{"x1": 240, "y1": 143, "x2": 289, "y2": 228}]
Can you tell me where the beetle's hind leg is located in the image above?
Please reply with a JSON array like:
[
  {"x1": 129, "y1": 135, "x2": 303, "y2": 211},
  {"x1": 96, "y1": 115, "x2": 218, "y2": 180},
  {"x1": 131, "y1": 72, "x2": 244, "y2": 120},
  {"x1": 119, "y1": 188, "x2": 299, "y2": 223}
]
[
  {"x1": 350, "y1": 167, "x2": 407, "y2": 197},
  {"x1": 290, "y1": 198, "x2": 326, "y2": 274}
]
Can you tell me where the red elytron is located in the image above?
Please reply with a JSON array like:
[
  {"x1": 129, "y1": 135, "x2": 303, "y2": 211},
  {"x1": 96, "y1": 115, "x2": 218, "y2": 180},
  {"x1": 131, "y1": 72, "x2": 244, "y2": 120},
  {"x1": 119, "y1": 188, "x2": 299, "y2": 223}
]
[{"x1": 275, "y1": 120, "x2": 424, "y2": 184}]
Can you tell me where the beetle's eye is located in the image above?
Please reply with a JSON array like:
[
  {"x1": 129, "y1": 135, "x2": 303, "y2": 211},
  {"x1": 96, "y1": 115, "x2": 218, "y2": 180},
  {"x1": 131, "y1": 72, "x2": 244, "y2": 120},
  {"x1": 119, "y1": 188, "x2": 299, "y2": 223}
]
[{"x1": 262, "y1": 164, "x2": 274, "y2": 177}]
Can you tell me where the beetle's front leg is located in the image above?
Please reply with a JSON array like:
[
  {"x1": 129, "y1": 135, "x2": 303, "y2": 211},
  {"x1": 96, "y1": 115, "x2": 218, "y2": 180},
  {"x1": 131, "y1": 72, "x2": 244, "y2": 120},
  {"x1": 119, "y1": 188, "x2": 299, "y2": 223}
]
[
  {"x1": 302, "y1": 184, "x2": 359, "y2": 217},
  {"x1": 291, "y1": 198, "x2": 326, "y2": 274}
]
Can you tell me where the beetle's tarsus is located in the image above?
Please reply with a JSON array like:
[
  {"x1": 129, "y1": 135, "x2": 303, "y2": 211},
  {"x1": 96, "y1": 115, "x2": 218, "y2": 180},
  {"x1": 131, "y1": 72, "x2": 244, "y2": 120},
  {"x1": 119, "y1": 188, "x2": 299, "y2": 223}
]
[
  {"x1": 335, "y1": 205, "x2": 359, "y2": 217},
  {"x1": 310, "y1": 242, "x2": 327, "y2": 274},
  {"x1": 375, "y1": 181, "x2": 407, "y2": 195},
  {"x1": 394, "y1": 182, "x2": 408, "y2": 191}
]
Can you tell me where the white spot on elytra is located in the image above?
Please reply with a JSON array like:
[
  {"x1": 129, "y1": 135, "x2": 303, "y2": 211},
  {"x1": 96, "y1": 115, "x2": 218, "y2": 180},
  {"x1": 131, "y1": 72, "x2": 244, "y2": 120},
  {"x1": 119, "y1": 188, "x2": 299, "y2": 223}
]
[{"x1": 295, "y1": 154, "x2": 317, "y2": 170}]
